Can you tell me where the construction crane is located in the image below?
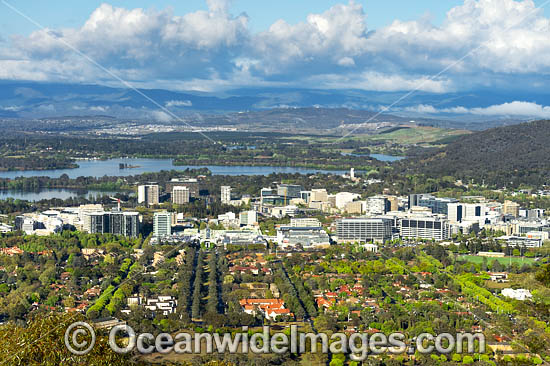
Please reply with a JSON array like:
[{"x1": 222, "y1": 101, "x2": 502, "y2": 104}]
[{"x1": 109, "y1": 196, "x2": 126, "y2": 211}]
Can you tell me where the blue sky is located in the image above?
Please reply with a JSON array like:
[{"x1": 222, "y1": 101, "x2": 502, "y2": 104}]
[
  {"x1": 2, "y1": 0, "x2": 550, "y2": 118},
  {"x1": 0, "y1": 1, "x2": 470, "y2": 35}
]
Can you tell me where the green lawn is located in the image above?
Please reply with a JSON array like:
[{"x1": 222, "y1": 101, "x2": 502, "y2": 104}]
[
  {"x1": 457, "y1": 255, "x2": 536, "y2": 266},
  {"x1": 364, "y1": 126, "x2": 470, "y2": 145}
]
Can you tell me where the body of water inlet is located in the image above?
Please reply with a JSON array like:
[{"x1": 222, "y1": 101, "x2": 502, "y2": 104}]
[
  {"x1": 341, "y1": 153, "x2": 406, "y2": 162},
  {"x1": 0, "y1": 189, "x2": 130, "y2": 202},
  {"x1": 0, "y1": 158, "x2": 352, "y2": 179},
  {"x1": 0, "y1": 155, "x2": 404, "y2": 200}
]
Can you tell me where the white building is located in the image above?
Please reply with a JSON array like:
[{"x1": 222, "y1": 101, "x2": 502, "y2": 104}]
[
  {"x1": 290, "y1": 218, "x2": 321, "y2": 227},
  {"x1": 218, "y1": 212, "x2": 239, "y2": 227},
  {"x1": 138, "y1": 184, "x2": 159, "y2": 205},
  {"x1": 336, "y1": 218, "x2": 393, "y2": 243},
  {"x1": 335, "y1": 192, "x2": 361, "y2": 210},
  {"x1": 271, "y1": 205, "x2": 299, "y2": 218},
  {"x1": 366, "y1": 195, "x2": 390, "y2": 215},
  {"x1": 239, "y1": 210, "x2": 258, "y2": 226},
  {"x1": 276, "y1": 226, "x2": 330, "y2": 249},
  {"x1": 501, "y1": 288, "x2": 532, "y2": 301},
  {"x1": 399, "y1": 214, "x2": 450, "y2": 241},
  {"x1": 172, "y1": 186, "x2": 190, "y2": 204},
  {"x1": 221, "y1": 186, "x2": 232, "y2": 204},
  {"x1": 153, "y1": 212, "x2": 172, "y2": 237},
  {"x1": 310, "y1": 189, "x2": 328, "y2": 202}
]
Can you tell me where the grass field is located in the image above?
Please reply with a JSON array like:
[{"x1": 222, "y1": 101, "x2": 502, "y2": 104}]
[
  {"x1": 358, "y1": 126, "x2": 470, "y2": 145},
  {"x1": 457, "y1": 255, "x2": 536, "y2": 266}
]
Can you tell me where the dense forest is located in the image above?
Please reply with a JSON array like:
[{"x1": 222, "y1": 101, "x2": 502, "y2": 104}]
[{"x1": 402, "y1": 120, "x2": 550, "y2": 188}]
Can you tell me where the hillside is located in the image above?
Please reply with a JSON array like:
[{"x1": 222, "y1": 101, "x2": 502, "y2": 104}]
[{"x1": 406, "y1": 120, "x2": 550, "y2": 187}]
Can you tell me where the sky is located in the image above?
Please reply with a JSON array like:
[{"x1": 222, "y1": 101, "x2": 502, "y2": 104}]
[
  {"x1": 0, "y1": 1, "x2": 470, "y2": 35},
  {"x1": 2, "y1": 0, "x2": 550, "y2": 118}
]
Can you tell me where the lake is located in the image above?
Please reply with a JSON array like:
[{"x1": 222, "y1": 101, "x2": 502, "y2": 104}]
[
  {"x1": 341, "y1": 152, "x2": 406, "y2": 162},
  {"x1": 0, "y1": 189, "x2": 130, "y2": 202},
  {"x1": 369, "y1": 154, "x2": 406, "y2": 162},
  {"x1": 0, "y1": 158, "x2": 349, "y2": 179}
]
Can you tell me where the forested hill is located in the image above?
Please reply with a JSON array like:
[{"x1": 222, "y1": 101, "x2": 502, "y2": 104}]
[{"x1": 404, "y1": 119, "x2": 550, "y2": 188}]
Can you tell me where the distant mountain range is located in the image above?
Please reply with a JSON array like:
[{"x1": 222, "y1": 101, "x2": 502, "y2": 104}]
[{"x1": 0, "y1": 81, "x2": 544, "y2": 130}]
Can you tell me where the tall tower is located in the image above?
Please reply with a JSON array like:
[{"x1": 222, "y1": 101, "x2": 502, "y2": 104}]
[{"x1": 221, "y1": 186, "x2": 232, "y2": 204}]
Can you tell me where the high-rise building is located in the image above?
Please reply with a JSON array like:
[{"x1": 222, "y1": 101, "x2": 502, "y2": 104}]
[
  {"x1": 86, "y1": 211, "x2": 140, "y2": 237},
  {"x1": 172, "y1": 186, "x2": 190, "y2": 204},
  {"x1": 221, "y1": 186, "x2": 232, "y2": 204},
  {"x1": 448, "y1": 203, "x2": 484, "y2": 223},
  {"x1": 166, "y1": 178, "x2": 200, "y2": 198},
  {"x1": 138, "y1": 184, "x2": 159, "y2": 206},
  {"x1": 153, "y1": 212, "x2": 172, "y2": 237},
  {"x1": 503, "y1": 200, "x2": 520, "y2": 217},
  {"x1": 336, "y1": 218, "x2": 393, "y2": 243}
]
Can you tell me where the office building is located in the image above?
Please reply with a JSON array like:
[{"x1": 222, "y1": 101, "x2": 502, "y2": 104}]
[
  {"x1": 300, "y1": 191, "x2": 311, "y2": 203},
  {"x1": 415, "y1": 194, "x2": 458, "y2": 215},
  {"x1": 277, "y1": 184, "x2": 304, "y2": 200},
  {"x1": 366, "y1": 195, "x2": 391, "y2": 215},
  {"x1": 336, "y1": 218, "x2": 393, "y2": 243},
  {"x1": 166, "y1": 178, "x2": 200, "y2": 198},
  {"x1": 335, "y1": 192, "x2": 361, "y2": 209},
  {"x1": 290, "y1": 218, "x2": 321, "y2": 227},
  {"x1": 448, "y1": 203, "x2": 484, "y2": 223},
  {"x1": 345, "y1": 201, "x2": 364, "y2": 214},
  {"x1": 310, "y1": 189, "x2": 328, "y2": 202},
  {"x1": 138, "y1": 184, "x2": 159, "y2": 206},
  {"x1": 399, "y1": 215, "x2": 450, "y2": 241},
  {"x1": 504, "y1": 236, "x2": 543, "y2": 248},
  {"x1": 503, "y1": 200, "x2": 520, "y2": 217},
  {"x1": 172, "y1": 186, "x2": 190, "y2": 204},
  {"x1": 153, "y1": 212, "x2": 172, "y2": 238},
  {"x1": 261, "y1": 187, "x2": 277, "y2": 197},
  {"x1": 261, "y1": 195, "x2": 287, "y2": 206},
  {"x1": 277, "y1": 226, "x2": 331, "y2": 249},
  {"x1": 387, "y1": 196, "x2": 399, "y2": 212},
  {"x1": 221, "y1": 186, "x2": 232, "y2": 204},
  {"x1": 239, "y1": 210, "x2": 258, "y2": 226}
]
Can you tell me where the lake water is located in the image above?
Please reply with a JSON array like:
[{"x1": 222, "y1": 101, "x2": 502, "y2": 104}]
[
  {"x1": 0, "y1": 156, "x2": 405, "y2": 201},
  {"x1": 369, "y1": 154, "x2": 406, "y2": 162},
  {"x1": 341, "y1": 152, "x2": 406, "y2": 162},
  {"x1": 0, "y1": 189, "x2": 130, "y2": 202},
  {"x1": 0, "y1": 158, "x2": 349, "y2": 179}
]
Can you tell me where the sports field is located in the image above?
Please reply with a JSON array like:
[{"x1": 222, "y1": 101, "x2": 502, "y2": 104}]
[{"x1": 457, "y1": 255, "x2": 536, "y2": 266}]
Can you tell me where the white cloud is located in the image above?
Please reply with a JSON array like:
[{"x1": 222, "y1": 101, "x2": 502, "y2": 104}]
[
  {"x1": 403, "y1": 101, "x2": 550, "y2": 118},
  {"x1": 470, "y1": 101, "x2": 550, "y2": 117},
  {"x1": 165, "y1": 100, "x2": 193, "y2": 107},
  {"x1": 150, "y1": 110, "x2": 173, "y2": 122},
  {"x1": 1, "y1": 105, "x2": 22, "y2": 112},
  {"x1": 2, "y1": 0, "x2": 550, "y2": 94},
  {"x1": 89, "y1": 106, "x2": 109, "y2": 112},
  {"x1": 404, "y1": 104, "x2": 438, "y2": 114},
  {"x1": 317, "y1": 71, "x2": 452, "y2": 93}
]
